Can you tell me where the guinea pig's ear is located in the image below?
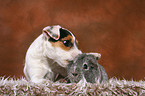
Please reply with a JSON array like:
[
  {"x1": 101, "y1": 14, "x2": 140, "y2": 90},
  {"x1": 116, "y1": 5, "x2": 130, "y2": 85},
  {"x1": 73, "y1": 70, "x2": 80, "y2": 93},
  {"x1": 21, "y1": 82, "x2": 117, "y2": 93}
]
[
  {"x1": 42, "y1": 25, "x2": 61, "y2": 40},
  {"x1": 86, "y1": 53, "x2": 101, "y2": 60}
]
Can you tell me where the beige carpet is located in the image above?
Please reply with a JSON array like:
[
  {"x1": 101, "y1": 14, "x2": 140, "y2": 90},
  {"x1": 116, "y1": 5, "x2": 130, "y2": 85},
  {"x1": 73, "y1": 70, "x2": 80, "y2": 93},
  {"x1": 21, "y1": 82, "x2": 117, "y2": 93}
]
[{"x1": 0, "y1": 77, "x2": 145, "y2": 96}]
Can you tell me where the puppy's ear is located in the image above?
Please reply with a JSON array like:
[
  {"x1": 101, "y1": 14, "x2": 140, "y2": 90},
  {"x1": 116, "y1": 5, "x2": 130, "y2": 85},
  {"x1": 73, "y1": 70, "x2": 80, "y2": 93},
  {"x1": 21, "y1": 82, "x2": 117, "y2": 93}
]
[
  {"x1": 86, "y1": 53, "x2": 101, "y2": 60},
  {"x1": 42, "y1": 25, "x2": 61, "y2": 40}
]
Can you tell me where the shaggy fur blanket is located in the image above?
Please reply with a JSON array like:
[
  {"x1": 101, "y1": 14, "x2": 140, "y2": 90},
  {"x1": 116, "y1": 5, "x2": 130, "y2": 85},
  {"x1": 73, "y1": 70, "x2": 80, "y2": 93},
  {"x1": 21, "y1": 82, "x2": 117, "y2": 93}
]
[{"x1": 0, "y1": 77, "x2": 145, "y2": 96}]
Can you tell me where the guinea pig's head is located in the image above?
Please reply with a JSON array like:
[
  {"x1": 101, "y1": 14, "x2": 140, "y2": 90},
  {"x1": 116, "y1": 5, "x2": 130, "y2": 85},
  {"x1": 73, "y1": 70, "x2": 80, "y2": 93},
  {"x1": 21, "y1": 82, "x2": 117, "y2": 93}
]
[
  {"x1": 81, "y1": 54, "x2": 100, "y2": 83},
  {"x1": 42, "y1": 25, "x2": 82, "y2": 67},
  {"x1": 67, "y1": 53, "x2": 101, "y2": 83}
]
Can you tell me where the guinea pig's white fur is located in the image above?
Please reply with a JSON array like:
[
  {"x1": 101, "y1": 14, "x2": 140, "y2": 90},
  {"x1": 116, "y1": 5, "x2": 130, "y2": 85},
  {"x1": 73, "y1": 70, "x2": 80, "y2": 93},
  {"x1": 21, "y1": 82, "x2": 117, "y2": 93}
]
[{"x1": 24, "y1": 25, "x2": 82, "y2": 83}]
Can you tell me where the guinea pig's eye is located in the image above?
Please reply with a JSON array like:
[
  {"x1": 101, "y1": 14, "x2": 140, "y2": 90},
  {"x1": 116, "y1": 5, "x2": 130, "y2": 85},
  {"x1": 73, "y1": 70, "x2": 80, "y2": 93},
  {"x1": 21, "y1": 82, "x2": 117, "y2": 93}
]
[
  {"x1": 83, "y1": 63, "x2": 88, "y2": 70},
  {"x1": 62, "y1": 39, "x2": 73, "y2": 47}
]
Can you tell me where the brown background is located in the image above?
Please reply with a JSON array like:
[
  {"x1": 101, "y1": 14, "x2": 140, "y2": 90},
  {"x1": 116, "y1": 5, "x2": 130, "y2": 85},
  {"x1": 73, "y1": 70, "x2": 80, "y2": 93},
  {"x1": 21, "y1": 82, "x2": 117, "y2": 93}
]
[{"x1": 0, "y1": 0, "x2": 145, "y2": 80}]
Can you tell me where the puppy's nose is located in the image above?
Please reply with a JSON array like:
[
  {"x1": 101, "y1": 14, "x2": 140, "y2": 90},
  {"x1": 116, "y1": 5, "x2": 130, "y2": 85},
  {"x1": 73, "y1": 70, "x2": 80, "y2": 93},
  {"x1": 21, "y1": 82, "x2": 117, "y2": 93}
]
[{"x1": 72, "y1": 73, "x2": 78, "y2": 77}]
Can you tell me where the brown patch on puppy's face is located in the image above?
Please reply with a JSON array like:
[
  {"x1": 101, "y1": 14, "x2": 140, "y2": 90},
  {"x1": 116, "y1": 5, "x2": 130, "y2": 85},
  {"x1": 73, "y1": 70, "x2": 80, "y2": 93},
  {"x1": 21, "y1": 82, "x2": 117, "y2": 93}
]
[
  {"x1": 50, "y1": 34, "x2": 75, "y2": 51},
  {"x1": 48, "y1": 28, "x2": 79, "y2": 51}
]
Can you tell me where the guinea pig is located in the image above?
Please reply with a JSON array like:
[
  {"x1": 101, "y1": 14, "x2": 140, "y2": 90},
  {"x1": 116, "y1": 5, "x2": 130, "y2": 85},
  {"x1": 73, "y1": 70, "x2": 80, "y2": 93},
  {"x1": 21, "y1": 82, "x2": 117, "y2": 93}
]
[{"x1": 67, "y1": 53, "x2": 108, "y2": 84}]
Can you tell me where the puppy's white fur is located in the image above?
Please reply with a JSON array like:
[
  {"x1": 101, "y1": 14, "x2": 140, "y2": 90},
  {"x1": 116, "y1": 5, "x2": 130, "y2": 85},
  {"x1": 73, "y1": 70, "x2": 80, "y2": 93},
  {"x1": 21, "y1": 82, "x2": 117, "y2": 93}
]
[{"x1": 24, "y1": 25, "x2": 82, "y2": 83}]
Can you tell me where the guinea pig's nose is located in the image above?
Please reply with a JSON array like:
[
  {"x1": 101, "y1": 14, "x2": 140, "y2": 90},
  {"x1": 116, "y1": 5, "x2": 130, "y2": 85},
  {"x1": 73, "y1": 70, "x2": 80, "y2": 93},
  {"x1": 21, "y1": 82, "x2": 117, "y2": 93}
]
[{"x1": 72, "y1": 73, "x2": 78, "y2": 77}]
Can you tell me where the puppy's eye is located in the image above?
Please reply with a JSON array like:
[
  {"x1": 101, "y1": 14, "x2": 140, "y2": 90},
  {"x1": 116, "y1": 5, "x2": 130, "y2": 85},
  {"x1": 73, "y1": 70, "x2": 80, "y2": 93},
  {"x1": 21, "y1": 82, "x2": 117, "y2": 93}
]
[
  {"x1": 83, "y1": 64, "x2": 88, "y2": 70},
  {"x1": 63, "y1": 40, "x2": 73, "y2": 47}
]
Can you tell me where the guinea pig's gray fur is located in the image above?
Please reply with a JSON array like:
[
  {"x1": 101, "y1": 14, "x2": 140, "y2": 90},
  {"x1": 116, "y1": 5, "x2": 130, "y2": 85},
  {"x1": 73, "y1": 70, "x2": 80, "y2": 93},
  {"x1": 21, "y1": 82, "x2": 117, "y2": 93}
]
[{"x1": 67, "y1": 53, "x2": 108, "y2": 84}]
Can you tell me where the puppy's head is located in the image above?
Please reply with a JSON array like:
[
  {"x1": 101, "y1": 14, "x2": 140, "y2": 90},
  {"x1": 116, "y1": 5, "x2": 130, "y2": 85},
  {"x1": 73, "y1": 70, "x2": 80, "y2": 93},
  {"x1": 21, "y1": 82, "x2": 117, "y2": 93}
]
[{"x1": 42, "y1": 25, "x2": 82, "y2": 67}]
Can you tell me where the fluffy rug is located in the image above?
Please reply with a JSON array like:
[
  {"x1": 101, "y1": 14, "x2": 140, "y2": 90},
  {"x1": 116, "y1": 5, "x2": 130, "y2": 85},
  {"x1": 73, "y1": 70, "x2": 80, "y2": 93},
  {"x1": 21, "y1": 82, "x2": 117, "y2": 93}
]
[{"x1": 0, "y1": 77, "x2": 145, "y2": 96}]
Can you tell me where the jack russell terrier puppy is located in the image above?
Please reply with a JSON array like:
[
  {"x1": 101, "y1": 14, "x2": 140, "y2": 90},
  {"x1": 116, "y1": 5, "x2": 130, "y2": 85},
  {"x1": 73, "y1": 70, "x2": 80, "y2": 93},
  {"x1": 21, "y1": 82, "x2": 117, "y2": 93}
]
[
  {"x1": 24, "y1": 25, "x2": 101, "y2": 83},
  {"x1": 24, "y1": 25, "x2": 82, "y2": 83}
]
